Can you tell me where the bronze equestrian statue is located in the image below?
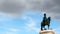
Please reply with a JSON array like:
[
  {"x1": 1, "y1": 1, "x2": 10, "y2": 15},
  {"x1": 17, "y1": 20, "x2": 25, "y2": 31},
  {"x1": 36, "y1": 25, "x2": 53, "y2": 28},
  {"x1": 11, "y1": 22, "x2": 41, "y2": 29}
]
[{"x1": 41, "y1": 13, "x2": 51, "y2": 30}]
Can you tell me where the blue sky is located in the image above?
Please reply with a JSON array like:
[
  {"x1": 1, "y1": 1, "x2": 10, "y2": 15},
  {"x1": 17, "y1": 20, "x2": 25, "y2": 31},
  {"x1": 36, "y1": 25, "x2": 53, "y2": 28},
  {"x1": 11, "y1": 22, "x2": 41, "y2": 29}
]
[
  {"x1": 0, "y1": 0, "x2": 60, "y2": 34},
  {"x1": 0, "y1": 10, "x2": 60, "y2": 34}
]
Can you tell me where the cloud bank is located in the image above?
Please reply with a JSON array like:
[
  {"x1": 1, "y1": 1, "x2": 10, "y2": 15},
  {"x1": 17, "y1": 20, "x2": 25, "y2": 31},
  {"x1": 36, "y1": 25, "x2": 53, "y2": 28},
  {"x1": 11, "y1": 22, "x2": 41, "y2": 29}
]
[{"x1": 0, "y1": 0, "x2": 60, "y2": 19}]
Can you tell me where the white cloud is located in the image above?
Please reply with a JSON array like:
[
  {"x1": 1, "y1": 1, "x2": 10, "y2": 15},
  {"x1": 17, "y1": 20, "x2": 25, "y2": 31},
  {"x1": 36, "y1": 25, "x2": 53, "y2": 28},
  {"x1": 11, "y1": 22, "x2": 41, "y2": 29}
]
[
  {"x1": 9, "y1": 28, "x2": 17, "y2": 32},
  {"x1": 5, "y1": 28, "x2": 19, "y2": 34},
  {"x1": 25, "y1": 17, "x2": 40, "y2": 33},
  {"x1": 6, "y1": 32, "x2": 14, "y2": 34}
]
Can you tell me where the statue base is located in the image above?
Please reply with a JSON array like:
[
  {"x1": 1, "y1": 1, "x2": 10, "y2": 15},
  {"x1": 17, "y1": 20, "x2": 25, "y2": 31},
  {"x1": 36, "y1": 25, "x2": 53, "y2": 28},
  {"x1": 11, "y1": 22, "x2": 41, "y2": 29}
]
[{"x1": 39, "y1": 30, "x2": 55, "y2": 34}]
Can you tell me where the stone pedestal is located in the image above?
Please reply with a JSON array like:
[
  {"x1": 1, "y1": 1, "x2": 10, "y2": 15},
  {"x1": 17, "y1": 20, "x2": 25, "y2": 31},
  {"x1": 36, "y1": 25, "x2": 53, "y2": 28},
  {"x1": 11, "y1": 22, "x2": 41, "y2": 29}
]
[{"x1": 40, "y1": 30, "x2": 55, "y2": 34}]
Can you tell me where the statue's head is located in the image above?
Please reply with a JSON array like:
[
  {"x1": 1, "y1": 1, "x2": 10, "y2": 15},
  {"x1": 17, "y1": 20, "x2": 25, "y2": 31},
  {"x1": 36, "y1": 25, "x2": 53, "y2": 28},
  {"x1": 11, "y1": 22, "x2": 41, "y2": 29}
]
[
  {"x1": 48, "y1": 17, "x2": 51, "y2": 21},
  {"x1": 44, "y1": 13, "x2": 46, "y2": 17}
]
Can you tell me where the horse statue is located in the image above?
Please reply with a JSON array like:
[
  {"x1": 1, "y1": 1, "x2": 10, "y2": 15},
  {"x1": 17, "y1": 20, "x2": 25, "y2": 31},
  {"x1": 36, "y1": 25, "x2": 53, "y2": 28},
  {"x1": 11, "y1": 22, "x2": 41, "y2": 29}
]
[{"x1": 41, "y1": 13, "x2": 51, "y2": 31}]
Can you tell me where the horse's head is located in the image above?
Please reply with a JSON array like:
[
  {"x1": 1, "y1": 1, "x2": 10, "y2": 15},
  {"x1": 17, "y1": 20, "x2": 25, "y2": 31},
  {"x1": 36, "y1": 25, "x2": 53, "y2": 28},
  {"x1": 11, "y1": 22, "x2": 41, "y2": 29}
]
[{"x1": 48, "y1": 17, "x2": 51, "y2": 21}]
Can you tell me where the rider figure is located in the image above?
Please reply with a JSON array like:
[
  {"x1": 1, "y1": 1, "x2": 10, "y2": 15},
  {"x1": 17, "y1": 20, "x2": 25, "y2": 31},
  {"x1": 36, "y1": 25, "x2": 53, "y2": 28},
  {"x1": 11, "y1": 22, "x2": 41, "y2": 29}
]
[
  {"x1": 43, "y1": 13, "x2": 47, "y2": 24},
  {"x1": 41, "y1": 13, "x2": 47, "y2": 30}
]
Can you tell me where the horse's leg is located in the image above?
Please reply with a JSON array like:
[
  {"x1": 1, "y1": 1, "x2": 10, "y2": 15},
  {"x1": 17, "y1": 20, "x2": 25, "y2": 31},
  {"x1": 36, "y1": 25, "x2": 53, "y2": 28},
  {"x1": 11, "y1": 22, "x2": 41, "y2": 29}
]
[
  {"x1": 48, "y1": 25, "x2": 50, "y2": 30},
  {"x1": 41, "y1": 24, "x2": 42, "y2": 30},
  {"x1": 41, "y1": 26, "x2": 42, "y2": 30},
  {"x1": 41, "y1": 25, "x2": 43, "y2": 31}
]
